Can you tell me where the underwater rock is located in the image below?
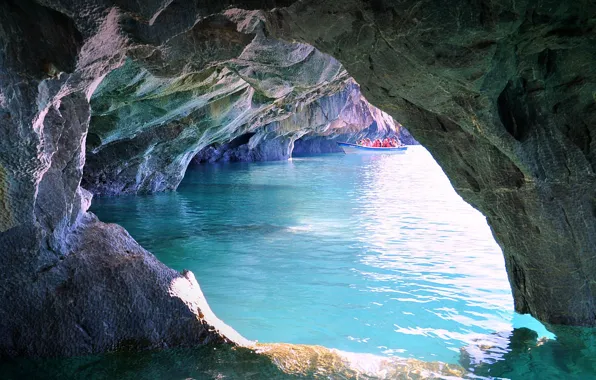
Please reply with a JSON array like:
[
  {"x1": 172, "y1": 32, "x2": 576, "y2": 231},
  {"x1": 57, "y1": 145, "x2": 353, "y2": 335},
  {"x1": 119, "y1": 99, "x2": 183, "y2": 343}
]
[
  {"x1": 255, "y1": 343, "x2": 467, "y2": 379},
  {"x1": 0, "y1": 342, "x2": 468, "y2": 379},
  {"x1": 460, "y1": 327, "x2": 596, "y2": 378}
]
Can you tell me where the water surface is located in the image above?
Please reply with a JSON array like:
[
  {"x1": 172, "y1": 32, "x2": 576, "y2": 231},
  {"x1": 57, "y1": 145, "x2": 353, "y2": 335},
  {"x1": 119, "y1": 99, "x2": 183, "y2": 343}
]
[
  {"x1": 92, "y1": 146, "x2": 550, "y2": 364},
  {"x1": 5, "y1": 147, "x2": 596, "y2": 379}
]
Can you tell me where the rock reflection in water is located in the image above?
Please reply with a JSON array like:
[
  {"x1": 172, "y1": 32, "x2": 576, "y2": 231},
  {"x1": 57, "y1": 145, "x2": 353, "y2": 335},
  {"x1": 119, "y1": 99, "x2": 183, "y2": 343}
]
[
  {"x1": 4, "y1": 330, "x2": 596, "y2": 379},
  {"x1": 0, "y1": 343, "x2": 464, "y2": 380},
  {"x1": 461, "y1": 327, "x2": 596, "y2": 379}
]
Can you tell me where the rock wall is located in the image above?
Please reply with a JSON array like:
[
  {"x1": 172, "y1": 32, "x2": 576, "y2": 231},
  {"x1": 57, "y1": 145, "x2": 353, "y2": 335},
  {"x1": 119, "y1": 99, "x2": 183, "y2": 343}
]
[
  {"x1": 0, "y1": 0, "x2": 248, "y2": 358},
  {"x1": 190, "y1": 80, "x2": 413, "y2": 164},
  {"x1": 84, "y1": 36, "x2": 408, "y2": 192},
  {"x1": 84, "y1": 36, "x2": 350, "y2": 194}
]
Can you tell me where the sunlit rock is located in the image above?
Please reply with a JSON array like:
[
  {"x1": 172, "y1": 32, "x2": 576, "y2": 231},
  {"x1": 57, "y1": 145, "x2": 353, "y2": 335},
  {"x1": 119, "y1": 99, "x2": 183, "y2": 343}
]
[{"x1": 191, "y1": 81, "x2": 415, "y2": 163}]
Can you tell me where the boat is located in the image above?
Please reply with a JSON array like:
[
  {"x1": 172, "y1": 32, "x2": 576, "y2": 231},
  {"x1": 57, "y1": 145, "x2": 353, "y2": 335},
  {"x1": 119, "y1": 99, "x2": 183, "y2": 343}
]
[{"x1": 337, "y1": 142, "x2": 408, "y2": 154}]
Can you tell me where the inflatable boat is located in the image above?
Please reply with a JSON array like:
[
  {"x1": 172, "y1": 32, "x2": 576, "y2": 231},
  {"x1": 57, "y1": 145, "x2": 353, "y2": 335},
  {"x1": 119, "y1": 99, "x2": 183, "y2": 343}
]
[{"x1": 337, "y1": 142, "x2": 408, "y2": 154}]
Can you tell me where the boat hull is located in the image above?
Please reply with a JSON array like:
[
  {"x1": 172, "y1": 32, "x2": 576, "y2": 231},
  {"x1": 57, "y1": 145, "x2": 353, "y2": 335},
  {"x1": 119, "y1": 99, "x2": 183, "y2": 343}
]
[{"x1": 337, "y1": 142, "x2": 408, "y2": 154}]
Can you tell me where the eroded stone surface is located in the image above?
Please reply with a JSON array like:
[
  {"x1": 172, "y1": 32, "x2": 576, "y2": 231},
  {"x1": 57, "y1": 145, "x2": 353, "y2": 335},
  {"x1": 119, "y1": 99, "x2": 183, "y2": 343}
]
[
  {"x1": 83, "y1": 40, "x2": 406, "y2": 193},
  {"x1": 0, "y1": 0, "x2": 246, "y2": 357},
  {"x1": 83, "y1": 0, "x2": 596, "y2": 326},
  {"x1": 190, "y1": 81, "x2": 414, "y2": 164}
]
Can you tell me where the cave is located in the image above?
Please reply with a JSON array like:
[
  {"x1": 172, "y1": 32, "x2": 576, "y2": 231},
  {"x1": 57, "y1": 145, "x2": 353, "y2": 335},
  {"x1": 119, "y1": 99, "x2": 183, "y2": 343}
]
[{"x1": 1, "y1": 0, "x2": 596, "y2": 376}]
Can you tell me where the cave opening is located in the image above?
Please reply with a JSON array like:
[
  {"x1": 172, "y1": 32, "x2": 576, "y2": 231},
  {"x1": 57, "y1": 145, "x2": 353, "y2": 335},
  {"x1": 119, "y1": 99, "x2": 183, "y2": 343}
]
[
  {"x1": 2, "y1": 0, "x2": 596, "y2": 378},
  {"x1": 87, "y1": 135, "x2": 557, "y2": 377}
]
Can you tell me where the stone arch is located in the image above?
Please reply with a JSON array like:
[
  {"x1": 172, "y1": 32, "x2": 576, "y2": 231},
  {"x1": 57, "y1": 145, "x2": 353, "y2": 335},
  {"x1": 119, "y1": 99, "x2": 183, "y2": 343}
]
[{"x1": 1, "y1": 0, "x2": 595, "y2": 358}]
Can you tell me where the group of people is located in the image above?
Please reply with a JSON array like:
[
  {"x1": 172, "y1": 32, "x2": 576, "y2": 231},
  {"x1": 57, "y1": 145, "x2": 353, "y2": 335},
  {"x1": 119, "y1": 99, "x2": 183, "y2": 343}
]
[{"x1": 357, "y1": 137, "x2": 401, "y2": 148}]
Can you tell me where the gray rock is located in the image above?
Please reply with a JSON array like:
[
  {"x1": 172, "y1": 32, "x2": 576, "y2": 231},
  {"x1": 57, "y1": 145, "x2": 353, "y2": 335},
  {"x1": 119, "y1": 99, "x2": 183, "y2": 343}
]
[
  {"x1": 0, "y1": 214, "x2": 241, "y2": 357},
  {"x1": 0, "y1": 0, "x2": 246, "y2": 358}
]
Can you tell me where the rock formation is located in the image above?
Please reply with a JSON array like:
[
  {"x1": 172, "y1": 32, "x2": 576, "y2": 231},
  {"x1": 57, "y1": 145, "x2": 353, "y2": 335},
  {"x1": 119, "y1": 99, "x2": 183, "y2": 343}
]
[
  {"x1": 0, "y1": 0, "x2": 251, "y2": 357},
  {"x1": 0, "y1": 0, "x2": 595, "y2": 359},
  {"x1": 190, "y1": 81, "x2": 412, "y2": 164},
  {"x1": 293, "y1": 120, "x2": 418, "y2": 156},
  {"x1": 84, "y1": 41, "x2": 407, "y2": 192}
]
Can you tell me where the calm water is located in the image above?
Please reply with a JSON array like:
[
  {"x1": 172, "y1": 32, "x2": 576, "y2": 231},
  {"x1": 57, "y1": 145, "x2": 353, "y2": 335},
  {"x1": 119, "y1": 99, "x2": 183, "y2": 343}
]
[
  {"x1": 5, "y1": 147, "x2": 596, "y2": 379},
  {"x1": 90, "y1": 146, "x2": 550, "y2": 363}
]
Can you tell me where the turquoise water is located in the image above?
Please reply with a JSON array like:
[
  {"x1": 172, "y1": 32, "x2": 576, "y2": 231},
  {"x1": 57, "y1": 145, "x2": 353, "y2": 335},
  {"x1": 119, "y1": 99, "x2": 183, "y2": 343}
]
[{"x1": 90, "y1": 146, "x2": 551, "y2": 365}]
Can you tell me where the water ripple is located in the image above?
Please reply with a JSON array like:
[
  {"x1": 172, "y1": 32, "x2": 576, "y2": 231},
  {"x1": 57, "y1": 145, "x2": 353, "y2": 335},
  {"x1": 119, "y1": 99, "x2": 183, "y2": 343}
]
[{"x1": 92, "y1": 147, "x2": 553, "y2": 366}]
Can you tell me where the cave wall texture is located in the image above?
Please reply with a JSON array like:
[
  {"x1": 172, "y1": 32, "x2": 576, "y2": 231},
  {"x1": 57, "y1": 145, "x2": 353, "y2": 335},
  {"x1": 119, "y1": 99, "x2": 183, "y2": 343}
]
[
  {"x1": 0, "y1": 0, "x2": 595, "y2": 358},
  {"x1": 190, "y1": 81, "x2": 413, "y2": 164}
]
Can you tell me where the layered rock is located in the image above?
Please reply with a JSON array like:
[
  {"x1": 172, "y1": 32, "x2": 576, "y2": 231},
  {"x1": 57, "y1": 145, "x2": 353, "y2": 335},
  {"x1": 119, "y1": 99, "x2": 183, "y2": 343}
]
[
  {"x1": 84, "y1": 45, "x2": 342, "y2": 190},
  {"x1": 84, "y1": 36, "x2": 407, "y2": 192},
  {"x1": 190, "y1": 80, "x2": 413, "y2": 164}
]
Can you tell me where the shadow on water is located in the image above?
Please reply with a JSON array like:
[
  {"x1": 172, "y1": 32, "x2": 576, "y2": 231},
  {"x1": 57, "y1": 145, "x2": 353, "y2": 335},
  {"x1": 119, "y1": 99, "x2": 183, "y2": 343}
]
[
  {"x1": 139, "y1": 223, "x2": 293, "y2": 245},
  {"x1": 179, "y1": 182, "x2": 301, "y2": 192},
  {"x1": 460, "y1": 327, "x2": 596, "y2": 379},
  {"x1": 2, "y1": 329, "x2": 596, "y2": 379}
]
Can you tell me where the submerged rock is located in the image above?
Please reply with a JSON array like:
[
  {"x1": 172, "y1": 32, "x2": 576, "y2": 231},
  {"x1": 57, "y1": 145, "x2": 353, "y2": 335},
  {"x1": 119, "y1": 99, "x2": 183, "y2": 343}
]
[
  {"x1": 0, "y1": 342, "x2": 467, "y2": 379},
  {"x1": 459, "y1": 327, "x2": 596, "y2": 378},
  {"x1": 255, "y1": 343, "x2": 467, "y2": 379}
]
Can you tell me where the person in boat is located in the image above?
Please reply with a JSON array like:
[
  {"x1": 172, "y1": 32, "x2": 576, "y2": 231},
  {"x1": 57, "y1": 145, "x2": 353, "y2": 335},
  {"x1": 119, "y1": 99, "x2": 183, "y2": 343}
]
[
  {"x1": 372, "y1": 139, "x2": 381, "y2": 147},
  {"x1": 390, "y1": 138, "x2": 398, "y2": 147},
  {"x1": 382, "y1": 138, "x2": 391, "y2": 147}
]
